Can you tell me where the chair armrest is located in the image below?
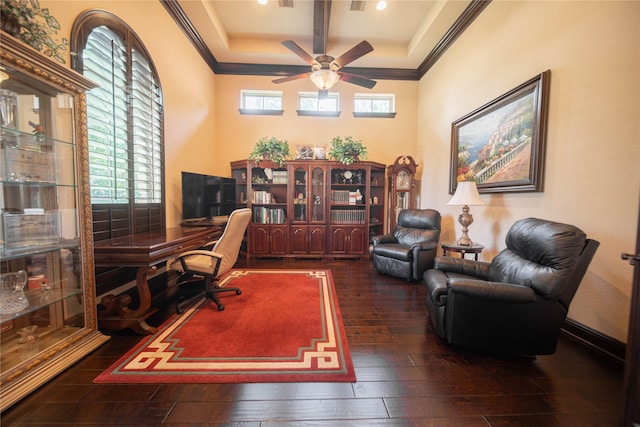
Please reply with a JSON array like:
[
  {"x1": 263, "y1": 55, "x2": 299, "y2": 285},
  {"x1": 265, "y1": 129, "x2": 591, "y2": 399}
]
[
  {"x1": 372, "y1": 234, "x2": 397, "y2": 246},
  {"x1": 447, "y1": 278, "x2": 537, "y2": 303},
  {"x1": 411, "y1": 241, "x2": 438, "y2": 251},
  {"x1": 175, "y1": 249, "x2": 223, "y2": 260},
  {"x1": 173, "y1": 250, "x2": 224, "y2": 277},
  {"x1": 200, "y1": 240, "x2": 219, "y2": 250},
  {"x1": 434, "y1": 256, "x2": 491, "y2": 280}
]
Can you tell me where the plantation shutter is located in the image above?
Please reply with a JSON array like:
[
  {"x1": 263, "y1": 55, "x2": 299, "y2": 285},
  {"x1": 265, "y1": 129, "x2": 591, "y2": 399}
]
[
  {"x1": 84, "y1": 26, "x2": 130, "y2": 203},
  {"x1": 83, "y1": 26, "x2": 163, "y2": 204},
  {"x1": 131, "y1": 48, "x2": 162, "y2": 203}
]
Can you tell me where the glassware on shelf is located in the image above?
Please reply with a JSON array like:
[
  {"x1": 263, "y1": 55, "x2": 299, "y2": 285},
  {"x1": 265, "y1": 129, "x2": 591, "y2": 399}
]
[
  {"x1": 0, "y1": 270, "x2": 29, "y2": 314},
  {"x1": 0, "y1": 89, "x2": 18, "y2": 130},
  {"x1": 16, "y1": 325, "x2": 38, "y2": 344},
  {"x1": 17, "y1": 325, "x2": 39, "y2": 360}
]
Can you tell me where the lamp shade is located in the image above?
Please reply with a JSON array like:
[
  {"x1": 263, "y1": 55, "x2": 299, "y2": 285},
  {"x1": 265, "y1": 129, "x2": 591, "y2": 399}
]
[
  {"x1": 309, "y1": 70, "x2": 340, "y2": 91},
  {"x1": 447, "y1": 181, "x2": 485, "y2": 206}
]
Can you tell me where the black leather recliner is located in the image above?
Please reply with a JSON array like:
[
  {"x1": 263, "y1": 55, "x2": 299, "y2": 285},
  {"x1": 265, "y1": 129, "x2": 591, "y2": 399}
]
[
  {"x1": 372, "y1": 209, "x2": 441, "y2": 281},
  {"x1": 423, "y1": 217, "x2": 599, "y2": 355}
]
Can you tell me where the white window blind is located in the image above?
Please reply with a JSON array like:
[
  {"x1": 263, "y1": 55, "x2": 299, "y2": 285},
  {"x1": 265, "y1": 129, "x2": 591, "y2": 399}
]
[{"x1": 83, "y1": 26, "x2": 163, "y2": 204}]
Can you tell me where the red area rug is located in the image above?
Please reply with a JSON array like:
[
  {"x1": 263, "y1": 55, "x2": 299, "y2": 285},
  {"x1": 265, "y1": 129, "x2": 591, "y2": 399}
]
[{"x1": 94, "y1": 269, "x2": 355, "y2": 383}]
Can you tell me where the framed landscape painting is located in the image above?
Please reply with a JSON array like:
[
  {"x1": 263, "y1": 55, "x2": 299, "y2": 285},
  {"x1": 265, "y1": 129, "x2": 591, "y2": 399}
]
[{"x1": 450, "y1": 70, "x2": 550, "y2": 194}]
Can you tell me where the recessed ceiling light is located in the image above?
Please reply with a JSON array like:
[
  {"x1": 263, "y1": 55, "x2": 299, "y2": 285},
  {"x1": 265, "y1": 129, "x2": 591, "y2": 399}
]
[
  {"x1": 376, "y1": 1, "x2": 387, "y2": 11},
  {"x1": 257, "y1": 0, "x2": 268, "y2": 5}
]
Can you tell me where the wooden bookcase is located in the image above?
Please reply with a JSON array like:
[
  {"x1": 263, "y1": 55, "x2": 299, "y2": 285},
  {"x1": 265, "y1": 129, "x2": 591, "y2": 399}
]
[{"x1": 230, "y1": 159, "x2": 386, "y2": 259}]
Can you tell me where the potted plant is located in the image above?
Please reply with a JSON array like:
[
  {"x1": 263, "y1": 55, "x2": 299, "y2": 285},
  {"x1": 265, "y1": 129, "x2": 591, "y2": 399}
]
[
  {"x1": 328, "y1": 136, "x2": 368, "y2": 165},
  {"x1": 0, "y1": 0, "x2": 68, "y2": 64},
  {"x1": 248, "y1": 136, "x2": 291, "y2": 167}
]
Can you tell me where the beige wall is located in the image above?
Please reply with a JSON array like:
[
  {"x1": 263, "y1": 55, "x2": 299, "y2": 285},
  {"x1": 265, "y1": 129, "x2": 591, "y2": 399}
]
[
  {"x1": 213, "y1": 75, "x2": 418, "y2": 171},
  {"x1": 43, "y1": 0, "x2": 638, "y2": 342},
  {"x1": 417, "y1": 0, "x2": 640, "y2": 342}
]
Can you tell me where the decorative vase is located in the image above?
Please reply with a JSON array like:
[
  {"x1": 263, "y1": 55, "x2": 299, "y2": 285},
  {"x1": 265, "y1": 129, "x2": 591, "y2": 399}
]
[{"x1": 0, "y1": 270, "x2": 29, "y2": 314}]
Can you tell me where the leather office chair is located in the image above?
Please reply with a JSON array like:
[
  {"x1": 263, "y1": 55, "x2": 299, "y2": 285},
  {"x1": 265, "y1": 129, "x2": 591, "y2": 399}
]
[
  {"x1": 423, "y1": 217, "x2": 599, "y2": 355},
  {"x1": 372, "y1": 209, "x2": 441, "y2": 281},
  {"x1": 170, "y1": 208, "x2": 251, "y2": 313}
]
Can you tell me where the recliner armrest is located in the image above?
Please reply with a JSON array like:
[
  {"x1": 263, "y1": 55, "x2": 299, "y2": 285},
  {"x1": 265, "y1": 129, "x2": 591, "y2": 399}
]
[
  {"x1": 447, "y1": 278, "x2": 537, "y2": 303},
  {"x1": 434, "y1": 256, "x2": 491, "y2": 279},
  {"x1": 372, "y1": 234, "x2": 397, "y2": 245},
  {"x1": 411, "y1": 241, "x2": 438, "y2": 251}
]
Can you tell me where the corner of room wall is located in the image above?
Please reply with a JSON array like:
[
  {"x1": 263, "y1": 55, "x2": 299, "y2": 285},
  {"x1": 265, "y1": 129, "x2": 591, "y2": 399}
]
[{"x1": 416, "y1": 0, "x2": 640, "y2": 343}]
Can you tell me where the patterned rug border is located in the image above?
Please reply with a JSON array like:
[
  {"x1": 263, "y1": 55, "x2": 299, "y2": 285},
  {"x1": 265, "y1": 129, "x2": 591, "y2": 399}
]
[{"x1": 94, "y1": 269, "x2": 355, "y2": 383}]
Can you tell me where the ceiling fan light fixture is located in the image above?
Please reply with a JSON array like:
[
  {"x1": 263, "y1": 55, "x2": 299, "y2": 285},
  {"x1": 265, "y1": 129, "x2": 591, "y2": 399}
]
[{"x1": 310, "y1": 69, "x2": 340, "y2": 91}]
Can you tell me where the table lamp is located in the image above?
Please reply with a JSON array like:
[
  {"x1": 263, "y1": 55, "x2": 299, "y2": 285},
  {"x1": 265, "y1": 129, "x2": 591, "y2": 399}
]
[{"x1": 447, "y1": 181, "x2": 485, "y2": 246}]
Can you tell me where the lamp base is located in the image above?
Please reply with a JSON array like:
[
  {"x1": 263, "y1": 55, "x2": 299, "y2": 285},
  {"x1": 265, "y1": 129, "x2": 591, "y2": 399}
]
[{"x1": 456, "y1": 205, "x2": 474, "y2": 247}]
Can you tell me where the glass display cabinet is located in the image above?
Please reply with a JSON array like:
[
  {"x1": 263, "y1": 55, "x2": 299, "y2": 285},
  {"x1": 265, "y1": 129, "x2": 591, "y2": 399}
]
[{"x1": 0, "y1": 32, "x2": 108, "y2": 410}]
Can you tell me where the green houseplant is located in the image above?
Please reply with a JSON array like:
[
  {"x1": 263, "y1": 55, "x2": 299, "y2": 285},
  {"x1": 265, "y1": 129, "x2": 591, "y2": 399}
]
[
  {"x1": 328, "y1": 136, "x2": 368, "y2": 165},
  {"x1": 0, "y1": 0, "x2": 68, "y2": 64},
  {"x1": 248, "y1": 136, "x2": 291, "y2": 167}
]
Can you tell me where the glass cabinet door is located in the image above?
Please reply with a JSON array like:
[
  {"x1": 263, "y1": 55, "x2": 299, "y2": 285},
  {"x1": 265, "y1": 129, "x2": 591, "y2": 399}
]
[
  {"x1": 1, "y1": 34, "x2": 108, "y2": 410},
  {"x1": 0, "y1": 64, "x2": 85, "y2": 372},
  {"x1": 292, "y1": 165, "x2": 307, "y2": 222},
  {"x1": 291, "y1": 164, "x2": 326, "y2": 224},
  {"x1": 310, "y1": 166, "x2": 325, "y2": 223}
]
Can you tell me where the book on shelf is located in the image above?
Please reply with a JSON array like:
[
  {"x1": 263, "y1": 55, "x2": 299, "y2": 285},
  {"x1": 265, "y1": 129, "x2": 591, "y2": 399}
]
[
  {"x1": 252, "y1": 206, "x2": 286, "y2": 224},
  {"x1": 330, "y1": 209, "x2": 365, "y2": 225}
]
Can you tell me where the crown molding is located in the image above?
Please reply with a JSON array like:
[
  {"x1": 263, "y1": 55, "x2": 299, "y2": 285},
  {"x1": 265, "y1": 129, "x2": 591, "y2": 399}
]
[{"x1": 161, "y1": 0, "x2": 490, "y2": 82}]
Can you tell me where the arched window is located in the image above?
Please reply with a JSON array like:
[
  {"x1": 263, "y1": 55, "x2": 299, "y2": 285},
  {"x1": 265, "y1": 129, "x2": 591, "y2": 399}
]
[{"x1": 71, "y1": 11, "x2": 164, "y2": 240}]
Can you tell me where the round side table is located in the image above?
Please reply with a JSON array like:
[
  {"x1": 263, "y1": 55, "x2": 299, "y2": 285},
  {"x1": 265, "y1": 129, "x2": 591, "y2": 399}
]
[{"x1": 441, "y1": 241, "x2": 484, "y2": 260}]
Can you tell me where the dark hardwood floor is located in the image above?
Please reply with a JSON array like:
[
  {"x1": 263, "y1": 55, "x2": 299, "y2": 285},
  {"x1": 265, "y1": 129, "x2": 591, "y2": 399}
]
[{"x1": 2, "y1": 258, "x2": 624, "y2": 426}]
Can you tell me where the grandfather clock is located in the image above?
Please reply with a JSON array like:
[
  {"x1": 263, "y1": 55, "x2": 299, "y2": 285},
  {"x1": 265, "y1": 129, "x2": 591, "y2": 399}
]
[{"x1": 387, "y1": 156, "x2": 418, "y2": 232}]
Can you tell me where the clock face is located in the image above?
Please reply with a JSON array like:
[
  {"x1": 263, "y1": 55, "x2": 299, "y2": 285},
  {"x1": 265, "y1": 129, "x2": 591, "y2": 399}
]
[
  {"x1": 396, "y1": 170, "x2": 411, "y2": 190},
  {"x1": 343, "y1": 170, "x2": 353, "y2": 180}
]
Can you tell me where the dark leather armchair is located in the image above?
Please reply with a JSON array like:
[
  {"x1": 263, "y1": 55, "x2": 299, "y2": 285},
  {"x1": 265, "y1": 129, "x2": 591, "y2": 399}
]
[
  {"x1": 424, "y1": 217, "x2": 599, "y2": 355},
  {"x1": 372, "y1": 209, "x2": 441, "y2": 280}
]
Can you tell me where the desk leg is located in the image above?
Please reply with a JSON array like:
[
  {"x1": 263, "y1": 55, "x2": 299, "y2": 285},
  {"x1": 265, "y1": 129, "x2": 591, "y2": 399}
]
[{"x1": 98, "y1": 266, "x2": 159, "y2": 335}]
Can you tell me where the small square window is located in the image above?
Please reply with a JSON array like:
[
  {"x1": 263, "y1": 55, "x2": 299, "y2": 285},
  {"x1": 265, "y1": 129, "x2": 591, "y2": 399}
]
[
  {"x1": 240, "y1": 90, "x2": 283, "y2": 115},
  {"x1": 297, "y1": 92, "x2": 340, "y2": 116},
  {"x1": 354, "y1": 93, "x2": 395, "y2": 113}
]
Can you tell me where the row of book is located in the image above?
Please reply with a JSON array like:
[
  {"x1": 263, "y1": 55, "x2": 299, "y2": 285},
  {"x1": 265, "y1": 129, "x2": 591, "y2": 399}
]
[
  {"x1": 330, "y1": 209, "x2": 366, "y2": 225},
  {"x1": 331, "y1": 189, "x2": 364, "y2": 205},
  {"x1": 252, "y1": 207, "x2": 286, "y2": 224},
  {"x1": 252, "y1": 190, "x2": 275, "y2": 204},
  {"x1": 271, "y1": 170, "x2": 288, "y2": 184}
]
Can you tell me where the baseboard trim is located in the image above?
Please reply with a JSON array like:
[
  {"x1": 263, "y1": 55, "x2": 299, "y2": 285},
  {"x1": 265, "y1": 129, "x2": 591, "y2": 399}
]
[{"x1": 562, "y1": 318, "x2": 626, "y2": 363}]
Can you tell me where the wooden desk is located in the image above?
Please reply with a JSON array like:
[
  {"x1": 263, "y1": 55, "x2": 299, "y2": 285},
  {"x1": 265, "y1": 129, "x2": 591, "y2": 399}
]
[{"x1": 94, "y1": 226, "x2": 221, "y2": 334}]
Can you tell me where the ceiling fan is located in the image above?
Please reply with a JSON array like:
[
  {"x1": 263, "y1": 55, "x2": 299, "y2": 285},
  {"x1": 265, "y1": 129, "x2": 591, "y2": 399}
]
[{"x1": 272, "y1": 40, "x2": 377, "y2": 94}]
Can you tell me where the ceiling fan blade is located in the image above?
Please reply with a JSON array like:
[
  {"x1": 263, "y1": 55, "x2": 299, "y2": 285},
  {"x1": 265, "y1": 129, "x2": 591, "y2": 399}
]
[
  {"x1": 272, "y1": 72, "x2": 312, "y2": 84},
  {"x1": 339, "y1": 72, "x2": 377, "y2": 89},
  {"x1": 281, "y1": 40, "x2": 317, "y2": 66},
  {"x1": 331, "y1": 40, "x2": 374, "y2": 69}
]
